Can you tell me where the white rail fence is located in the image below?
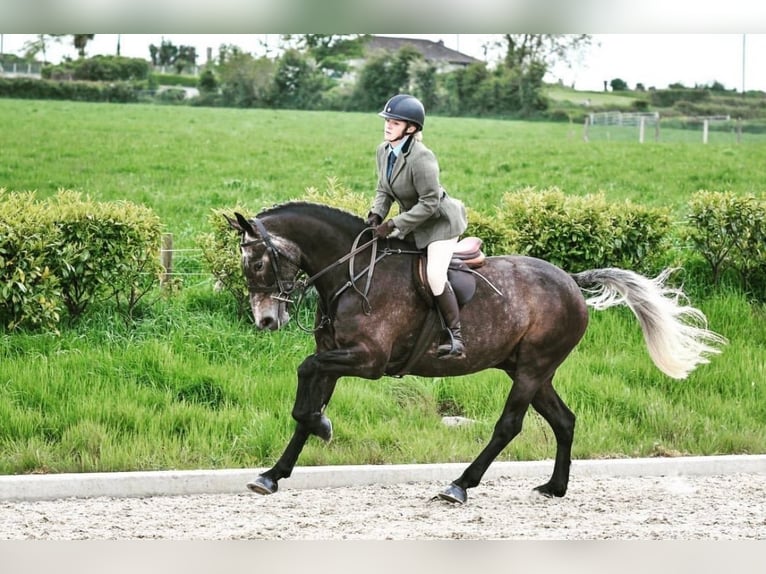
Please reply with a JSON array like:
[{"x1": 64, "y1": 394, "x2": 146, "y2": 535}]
[{"x1": 584, "y1": 111, "x2": 746, "y2": 144}]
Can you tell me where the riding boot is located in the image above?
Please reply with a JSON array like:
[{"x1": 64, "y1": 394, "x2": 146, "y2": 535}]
[{"x1": 435, "y1": 284, "x2": 465, "y2": 358}]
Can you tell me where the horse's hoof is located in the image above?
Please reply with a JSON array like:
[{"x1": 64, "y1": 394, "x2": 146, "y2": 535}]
[
  {"x1": 247, "y1": 475, "x2": 278, "y2": 495},
  {"x1": 437, "y1": 483, "x2": 467, "y2": 504},
  {"x1": 315, "y1": 415, "x2": 333, "y2": 443},
  {"x1": 533, "y1": 483, "x2": 566, "y2": 498}
]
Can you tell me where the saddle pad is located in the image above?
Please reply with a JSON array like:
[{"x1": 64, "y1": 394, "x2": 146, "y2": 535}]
[
  {"x1": 454, "y1": 236, "x2": 482, "y2": 257},
  {"x1": 454, "y1": 237, "x2": 485, "y2": 269}
]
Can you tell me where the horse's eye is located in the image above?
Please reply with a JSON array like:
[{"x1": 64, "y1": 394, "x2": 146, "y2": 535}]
[{"x1": 254, "y1": 261, "x2": 264, "y2": 271}]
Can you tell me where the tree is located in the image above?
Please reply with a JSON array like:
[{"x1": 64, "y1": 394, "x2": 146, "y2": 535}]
[
  {"x1": 148, "y1": 40, "x2": 197, "y2": 73},
  {"x1": 501, "y1": 34, "x2": 593, "y2": 72},
  {"x1": 351, "y1": 46, "x2": 422, "y2": 111},
  {"x1": 73, "y1": 34, "x2": 95, "y2": 58},
  {"x1": 610, "y1": 78, "x2": 628, "y2": 91},
  {"x1": 217, "y1": 51, "x2": 275, "y2": 108},
  {"x1": 270, "y1": 48, "x2": 329, "y2": 109},
  {"x1": 22, "y1": 34, "x2": 63, "y2": 62},
  {"x1": 282, "y1": 34, "x2": 365, "y2": 77}
]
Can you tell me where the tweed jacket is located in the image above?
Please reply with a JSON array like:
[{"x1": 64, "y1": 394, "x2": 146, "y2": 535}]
[{"x1": 370, "y1": 137, "x2": 467, "y2": 249}]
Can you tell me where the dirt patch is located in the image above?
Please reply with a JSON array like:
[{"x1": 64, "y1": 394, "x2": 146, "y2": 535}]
[{"x1": 1, "y1": 472, "x2": 764, "y2": 539}]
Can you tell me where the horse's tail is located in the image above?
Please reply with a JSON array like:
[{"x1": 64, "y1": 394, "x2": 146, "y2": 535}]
[{"x1": 571, "y1": 267, "x2": 727, "y2": 380}]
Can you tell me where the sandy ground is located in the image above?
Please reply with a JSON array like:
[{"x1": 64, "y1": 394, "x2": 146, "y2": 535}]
[{"x1": 1, "y1": 472, "x2": 764, "y2": 540}]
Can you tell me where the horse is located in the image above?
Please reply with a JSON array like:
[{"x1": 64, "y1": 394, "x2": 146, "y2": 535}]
[{"x1": 225, "y1": 201, "x2": 725, "y2": 504}]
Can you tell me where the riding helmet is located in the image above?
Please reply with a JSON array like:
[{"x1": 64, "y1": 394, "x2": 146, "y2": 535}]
[{"x1": 379, "y1": 94, "x2": 425, "y2": 131}]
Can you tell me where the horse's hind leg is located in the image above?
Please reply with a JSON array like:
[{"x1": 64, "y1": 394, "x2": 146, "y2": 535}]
[
  {"x1": 439, "y1": 373, "x2": 536, "y2": 504},
  {"x1": 530, "y1": 380, "x2": 575, "y2": 497}
]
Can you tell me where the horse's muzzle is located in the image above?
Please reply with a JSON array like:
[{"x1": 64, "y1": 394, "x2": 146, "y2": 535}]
[{"x1": 250, "y1": 293, "x2": 290, "y2": 330}]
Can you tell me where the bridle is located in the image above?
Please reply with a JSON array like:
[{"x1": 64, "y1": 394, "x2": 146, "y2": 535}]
[
  {"x1": 240, "y1": 218, "x2": 302, "y2": 303},
  {"x1": 240, "y1": 217, "x2": 418, "y2": 332}
]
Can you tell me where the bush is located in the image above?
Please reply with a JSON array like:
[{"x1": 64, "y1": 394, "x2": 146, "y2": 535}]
[
  {"x1": 0, "y1": 190, "x2": 61, "y2": 331},
  {"x1": 497, "y1": 188, "x2": 671, "y2": 272},
  {"x1": 0, "y1": 77, "x2": 141, "y2": 103},
  {"x1": 43, "y1": 56, "x2": 150, "y2": 82},
  {"x1": 0, "y1": 190, "x2": 163, "y2": 331},
  {"x1": 684, "y1": 191, "x2": 766, "y2": 300},
  {"x1": 197, "y1": 205, "x2": 252, "y2": 319}
]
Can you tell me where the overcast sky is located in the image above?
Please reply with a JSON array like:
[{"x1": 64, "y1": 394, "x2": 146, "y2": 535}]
[{"x1": 2, "y1": 33, "x2": 764, "y2": 93}]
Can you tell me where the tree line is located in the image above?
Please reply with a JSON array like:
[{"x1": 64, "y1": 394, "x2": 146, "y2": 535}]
[{"x1": 27, "y1": 34, "x2": 593, "y2": 118}]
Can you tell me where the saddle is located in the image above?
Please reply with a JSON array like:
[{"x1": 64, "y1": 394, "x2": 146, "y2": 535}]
[{"x1": 414, "y1": 236, "x2": 485, "y2": 307}]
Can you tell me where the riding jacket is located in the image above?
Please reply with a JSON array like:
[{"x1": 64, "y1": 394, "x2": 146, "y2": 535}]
[{"x1": 369, "y1": 136, "x2": 467, "y2": 249}]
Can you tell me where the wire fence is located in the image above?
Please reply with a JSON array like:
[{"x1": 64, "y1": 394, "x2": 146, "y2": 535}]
[{"x1": 583, "y1": 112, "x2": 766, "y2": 144}]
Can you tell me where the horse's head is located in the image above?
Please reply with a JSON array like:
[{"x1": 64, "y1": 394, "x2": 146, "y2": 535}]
[{"x1": 225, "y1": 212, "x2": 302, "y2": 331}]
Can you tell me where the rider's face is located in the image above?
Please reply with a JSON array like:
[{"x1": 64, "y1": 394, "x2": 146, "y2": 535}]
[{"x1": 384, "y1": 118, "x2": 412, "y2": 144}]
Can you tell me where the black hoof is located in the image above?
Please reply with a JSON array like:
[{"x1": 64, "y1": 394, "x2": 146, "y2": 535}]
[
  {"x1": 438, "y1": 483, "x2": 467, "y2": 504},
  {"x1": 533, "y1": 483, "x2": 566, "y2": 498},
  {"x1": 247, "y1": 475, "x2": 278, "y2": 495},
  {"x1": 315, "y1": 415, "x2": 333, "y2": 443}
]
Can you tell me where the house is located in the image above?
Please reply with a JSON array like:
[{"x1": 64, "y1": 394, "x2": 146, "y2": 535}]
[
  {"x1": 339, "y1": 35, "x2": 482, "y2": 86},
  {"x1": 360, "y1": 35, "x2": 482, "y2": 72}
]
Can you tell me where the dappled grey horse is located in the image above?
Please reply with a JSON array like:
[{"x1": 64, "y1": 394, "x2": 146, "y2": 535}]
[{"x1": 226, "y1": 202, "x2": 724, "y2": 504}]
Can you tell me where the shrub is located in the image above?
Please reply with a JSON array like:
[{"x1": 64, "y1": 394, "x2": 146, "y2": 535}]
[
  {"x1": 497, "y1": 188, "x2": 671, "y2": 272},
  {"x1": 0, "y1": 190, "x2": 163, "y2": 331},
  {"x1": 0, "y1": 190, "x2": 61, "y2": 331},
  {"x1": 684, "y1": 191, "x2": 766, "y2": 300}
]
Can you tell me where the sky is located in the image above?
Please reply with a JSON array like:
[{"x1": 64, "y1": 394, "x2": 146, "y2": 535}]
[{"x1": 2, "y1": 33, "x2": 764, "y2": 93}]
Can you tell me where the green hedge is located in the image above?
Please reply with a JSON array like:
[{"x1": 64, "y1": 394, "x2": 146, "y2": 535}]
[
  {"x1": 0, "y1": 77, "x2": 141, "y2": 103},
  {"x1": 683, "y1": 190, "x2": 766, "y2": 299},
  {"x1": 43, "y1": 55, "x2": 150, "y2": 82},
  {"x1": 0, "y1": 190, "x2": 163, "y2": 331}
]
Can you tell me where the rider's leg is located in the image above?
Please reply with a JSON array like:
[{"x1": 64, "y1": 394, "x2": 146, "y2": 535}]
[{"x1": 427, "y1": 238, "x2": 464, "y2": 358}]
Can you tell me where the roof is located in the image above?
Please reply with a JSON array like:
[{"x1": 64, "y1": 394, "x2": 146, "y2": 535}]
[{"x1": 363, "y1": 36, "x2": 481, "y2": 66}]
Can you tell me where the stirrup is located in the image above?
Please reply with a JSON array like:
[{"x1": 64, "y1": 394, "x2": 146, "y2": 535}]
[{"x1": 437, "y1": 331, "x2": 464, "y2": 358}]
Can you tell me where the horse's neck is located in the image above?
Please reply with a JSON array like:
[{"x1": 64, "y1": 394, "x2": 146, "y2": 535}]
[{"x1": 271, "y1": 216, "x2": 357, "y2": 285}]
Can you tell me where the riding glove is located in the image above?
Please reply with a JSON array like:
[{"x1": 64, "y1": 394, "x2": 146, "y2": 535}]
[
  {"x1": 375, "y1": 220, "x2": 395, "y2": 239},
  {"x1": 365, "y1": 213, "x2": 382, "y2": 227}
]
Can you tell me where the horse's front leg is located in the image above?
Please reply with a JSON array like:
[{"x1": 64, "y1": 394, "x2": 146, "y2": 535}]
[{"x1": 247, "y1": 354, "x2": 338, "y2": 495}]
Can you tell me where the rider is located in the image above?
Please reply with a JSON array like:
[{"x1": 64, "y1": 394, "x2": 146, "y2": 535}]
[{"x1": 365, "y1": 94, "x2": 468, "y2": 358}]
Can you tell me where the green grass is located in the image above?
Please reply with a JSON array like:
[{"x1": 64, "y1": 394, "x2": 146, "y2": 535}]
[
  {"x1": 1, "y1": 98, "x2": 765, "y2": 475},
  {"x1": 4, "y1": 98, "x2": 766, "y2": 246}
]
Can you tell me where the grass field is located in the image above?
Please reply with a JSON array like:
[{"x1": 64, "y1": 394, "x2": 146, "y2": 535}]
[{"x1": 1, "y1": 98, "x2": 765, "y2": 475}]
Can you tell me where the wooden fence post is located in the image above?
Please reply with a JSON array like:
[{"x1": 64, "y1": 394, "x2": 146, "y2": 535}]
[
  {"x1": 160, "y1": 233, "x2": 173, "y2": 287},
  {"x1": 583, "y1": 116, "x2": 590, "y2": 142}
]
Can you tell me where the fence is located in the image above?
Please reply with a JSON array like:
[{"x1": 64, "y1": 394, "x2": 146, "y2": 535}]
[
  {"x1": 583, "y1": 111, "x2": 761, "y2": 144},
  {"x1": 159, "y1": 233, "x2": 211, "y2": 288}
]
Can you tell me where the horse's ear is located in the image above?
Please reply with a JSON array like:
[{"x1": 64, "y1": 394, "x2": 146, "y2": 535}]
[
  {"x1": 223, "y1": 213, "x2": 242, "y2": 232},
  {"x1": 225, "y1": 212, "x2": 256, "y2": 236},
  {"x1": 234, "y1": 212, "x2": 256, "y2": 236}
]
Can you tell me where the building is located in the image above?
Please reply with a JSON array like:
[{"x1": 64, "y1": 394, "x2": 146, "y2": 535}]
[{"x1": 360, "y1": 35, "x2": 482, "y2": 72}]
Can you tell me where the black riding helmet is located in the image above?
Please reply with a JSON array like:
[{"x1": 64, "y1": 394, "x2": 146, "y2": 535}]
[{"x1": 378, "y1": 94, "x2": 425, "y2": 131}]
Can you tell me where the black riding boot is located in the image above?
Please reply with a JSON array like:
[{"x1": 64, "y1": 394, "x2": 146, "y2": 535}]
[{"x1": 435, "y1": 284, "x2": 465, "y2": 358}]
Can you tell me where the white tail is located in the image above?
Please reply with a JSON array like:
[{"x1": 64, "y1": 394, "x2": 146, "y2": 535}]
[{"x1": 572, "y1": 268, "x2": 727, "y2": 379}]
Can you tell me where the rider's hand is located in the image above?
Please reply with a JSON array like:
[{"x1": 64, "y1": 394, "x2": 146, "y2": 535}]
[
  {"x1": 365, "y1": 213, "x2": 382, "y2": 227},
  {"x1": 374, "y1": 220, "x2": 395, "y2": 239}
]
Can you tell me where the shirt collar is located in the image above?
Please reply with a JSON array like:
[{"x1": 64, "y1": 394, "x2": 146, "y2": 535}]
[{"x1": 387, "y1": 135, "x2": 410, "y2": 157}]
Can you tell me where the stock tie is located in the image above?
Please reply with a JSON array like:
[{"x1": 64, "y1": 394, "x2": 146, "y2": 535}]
[{"x1": 386, "y1": 150, "x2": 396, "y2": 180}]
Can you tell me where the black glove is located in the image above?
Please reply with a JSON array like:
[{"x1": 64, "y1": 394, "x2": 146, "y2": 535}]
[
  {"x1": 375, "y1": 220, "x2": 395, "y2": 239},
  {"x1": 365, "y1": 213, "x2": 382, "y2": 227}
]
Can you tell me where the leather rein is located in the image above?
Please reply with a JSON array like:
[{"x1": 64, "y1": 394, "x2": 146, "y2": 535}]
[{"x1": 241, "y1": 219, "x2": 419, "y2": 333}]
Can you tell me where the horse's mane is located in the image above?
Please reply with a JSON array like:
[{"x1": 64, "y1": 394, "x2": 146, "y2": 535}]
[{"x1": 257, "y1": 201, "x2": 366, "y2": 232}]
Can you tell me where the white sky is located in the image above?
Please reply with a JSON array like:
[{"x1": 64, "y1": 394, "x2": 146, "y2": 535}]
[{"x1": 2, "y1": 33, "x2": 764, "y2": 93}]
